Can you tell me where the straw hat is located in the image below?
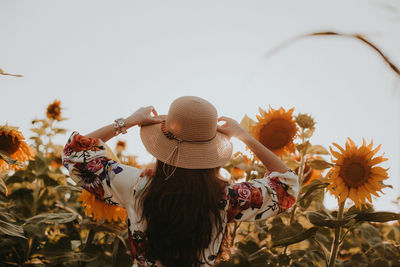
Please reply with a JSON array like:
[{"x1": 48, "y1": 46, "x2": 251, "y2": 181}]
[{"x1": 140, "y1": 96, "x2": 233, "y2": 169}]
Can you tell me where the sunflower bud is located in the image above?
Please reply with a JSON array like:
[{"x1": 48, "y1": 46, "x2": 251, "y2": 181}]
[
  {"x1": 46, "y1": 100, "x2": 62, "y2": 121},
  {"x1": 295, "y1": 113, "x2": 315, "y2": 129}
]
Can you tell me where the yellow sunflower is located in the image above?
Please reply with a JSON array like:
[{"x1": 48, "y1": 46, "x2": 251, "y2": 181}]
[
  {"x1": 326, "y1": 138, "x2": 389, "y2": 208},
  {"x1": 250, "y1": 106, "x2": 298, "y2": 157},
  {"x1": 46, "y1": 100, "x2": 62, "y2": 121},
  {"x1": 116, "y1": 140, "x2": 127, "y2": 151},
  {"x1": 77, "y1": 190, "x2": 127, "y2": 222},
  {"x1": 0, "y1": 124, "x2": 35, "y2": 172},
  {"x1": 77, "y1": 144, "x2": 127, "y2": 222}
]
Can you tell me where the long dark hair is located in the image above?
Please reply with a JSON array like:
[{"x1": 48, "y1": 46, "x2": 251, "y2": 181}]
[{"x1": 137, "y1": 160, "x2": 227, "y2": 267}]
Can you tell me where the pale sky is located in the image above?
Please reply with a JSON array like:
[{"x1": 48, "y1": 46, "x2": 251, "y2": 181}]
[{"x1": 1, "y1": 0, "x2": 400, "y2": 211}]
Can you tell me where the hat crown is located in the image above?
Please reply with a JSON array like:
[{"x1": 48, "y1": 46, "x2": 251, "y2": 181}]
[{"x1": 166, "y1": 96, "x2": 217, "y2": 142}]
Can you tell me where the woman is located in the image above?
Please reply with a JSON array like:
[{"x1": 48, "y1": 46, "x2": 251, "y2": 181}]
[{"x1": 62, "y1": 96, "x2": 299, "y2": 267}]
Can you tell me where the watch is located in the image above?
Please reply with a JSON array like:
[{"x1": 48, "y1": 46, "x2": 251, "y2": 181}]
[{"x1": 113, "y1": 118, "x2": 127, "y2": 135}]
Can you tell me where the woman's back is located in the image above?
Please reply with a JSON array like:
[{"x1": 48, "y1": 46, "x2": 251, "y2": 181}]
[{"x1": 62, "y1": 96, "x2": 299, "y2": 266}]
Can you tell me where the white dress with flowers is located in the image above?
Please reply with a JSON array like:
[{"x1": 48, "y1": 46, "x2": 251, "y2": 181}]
[{"x1": 62, "y1": 131, "x2": 299, "y2": 267}]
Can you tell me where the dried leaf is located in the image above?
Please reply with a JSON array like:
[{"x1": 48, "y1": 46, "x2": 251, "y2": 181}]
[
  {"x1": 308, "y1": 145, "x2": 330, "y2": 155},
  {"x1": 240, "y1": 114, "x2": 257, "y2": 132}
]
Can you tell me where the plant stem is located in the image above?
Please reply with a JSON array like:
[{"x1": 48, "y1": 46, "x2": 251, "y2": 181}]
[
  {"x1": 328, "y1": 201, "x2": 345, "y2": 267},
  {"x1": 311, "y1": 237, "x2": 329, "y2": 266},
  {"x1": 283, "y1": 128, "x2": 306, "y2": 255},
  {"x1": 230, "y1": 222, "x2": 241, "y2": 247}
]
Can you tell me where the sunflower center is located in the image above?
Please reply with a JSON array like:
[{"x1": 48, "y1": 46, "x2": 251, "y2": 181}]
[
  {"x1": 0, "y1": 132, "x2": 20, "y2": 155},
  {"x1": 341, "y1": 160, "x2": 369, "y2": 187},
  {"x1": 259, "y1": 119, "x2": 292, "y2": 150}
]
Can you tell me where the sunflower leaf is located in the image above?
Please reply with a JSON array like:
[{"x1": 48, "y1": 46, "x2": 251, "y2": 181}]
[
  {"x1": 0, "y1": 219, "x2": 27, "y2": 239},
  {"x1": 53, "y1": 128, "x2": 68, "y2": 134},
  {"x1": 23, "y1": 212, "x2": 78, "y2": 226},
  {"x1": 240, "y1": 115, "x2": 257, "y2": 132},
  {"x1": 31, "y1": 127, "x2": 46, "y2": 136},
  {"x1": 306, "y1": 211, "x2": 356, "y2": 228},
  {"x1": 0, "y1": 174, "x2": 7, "y2": 196},
  {"x1": 355, "y1": 212, "x2": 400, "y2": 223},
  {"x1": 298, "y1": 181, "x2": 329, "y2": 203},
  {"x1": 0, "y1": 150, "x2": 19, "y2": 166},
  {"x1": 285, "y1": 159, "x2": 300, "y2": 170},
  {"x1": 307, "y1": 159, "x2": 334, "y2": 170},
  {"x1": 307, "y1": 145, "x2": 330, "y2": 155},
  {"x1": 271, "y1": 227, "x2": 318, "y2": 247},
  {"x1": 302, "y1": 128, "x2": 315, "y2": 139},
  {"x1": 296, "y1": 142, "x2": 311, "y2": 155}
]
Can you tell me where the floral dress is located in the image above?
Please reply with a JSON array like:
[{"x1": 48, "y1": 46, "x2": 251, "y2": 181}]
[{"x1": 62, "y1": 132, "x2": 300, "y2": 267}]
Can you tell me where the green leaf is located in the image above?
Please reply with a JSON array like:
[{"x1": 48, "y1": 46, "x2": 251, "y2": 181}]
[
  {"x1": 285, "y1": 159, "x2": 300, "y2": 170},
  {"x1": 306, "y1": 211, "x2": 356, "y2": 228},
  {"x1": 307, "y1": 159, "x2": 334, "y2": 170},
  {"x1": 271, "y1": 227, "x2": 318, "y2": 247},
  {"x1": 0, "y1": 150, "x2": 19, "y2": 166},
  {"x1": 24, "y1": 212, "x2": 78, "y2": 226},
  {"x1": 53, "y1": 128, "x2": 68, "y2": 134},
  {"x1": 298, "y1": 180, "x2": 329, "y2": 203},
  {"x1": 0, "y1": 219, "x2": 27, "y2": 239},
  {"x1": 240, "y1": 114, "x2": 257, "y2": 132},
  {"x1": 296, "y1": 141, "x2": 311, "y2": 155},
  {"x1": 31, "y1": 127, "x2": 46, "y2": 136},
  {"x1": 0, "y1": 174, "x2": 7, "y2": 196},
  {"x1": 39, "y1": 250, "x2": 99, "y2": 264},
  {"x1": 55, "y1": 185, "x2": 83, "y2": 193},
  {"x1": 307, "y1": 145, "x2": 330, "y2": 155},
  {"x1": 355, "y1": 212, "x2": 400, "y2": 222},
  {"x1": 303, "y1": 128, "x2": 315, "y2": 139}
]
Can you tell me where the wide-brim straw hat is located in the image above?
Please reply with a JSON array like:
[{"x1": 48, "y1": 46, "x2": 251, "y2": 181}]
[{"x1": 140, "y1": 96, "x2": 233, "y2": 169}]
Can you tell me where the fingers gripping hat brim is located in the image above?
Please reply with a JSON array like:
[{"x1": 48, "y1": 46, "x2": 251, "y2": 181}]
[{"x1": 140, "y1": 115, "x2": 233, "y2": 169}]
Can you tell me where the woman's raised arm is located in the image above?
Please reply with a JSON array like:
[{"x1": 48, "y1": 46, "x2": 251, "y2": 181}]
[
  {"x1": 86, "y1": 106, "x2": 162, "y2": 142},
  {"x1": 217, "y1": 116, "x2": 290, "y2": 173}
]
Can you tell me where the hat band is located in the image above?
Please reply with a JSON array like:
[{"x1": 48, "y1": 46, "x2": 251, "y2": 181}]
[{"x1": 160, "y1": 120, "x2": 216, "y2": 143}]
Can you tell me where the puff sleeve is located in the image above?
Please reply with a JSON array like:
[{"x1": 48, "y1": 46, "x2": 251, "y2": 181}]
[
  {"x1": 62, "y1": 131, "x2": 142, "y2": 208},
  {"x1": 226, "y1": 169, "x2": 299, "y2": 222}
]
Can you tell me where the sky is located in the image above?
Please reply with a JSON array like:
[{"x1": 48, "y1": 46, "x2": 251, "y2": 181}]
[{"x1": 1, "y1": 0, "x2": 400, "y2": 211}]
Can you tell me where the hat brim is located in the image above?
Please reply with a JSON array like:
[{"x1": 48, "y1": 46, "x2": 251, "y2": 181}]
[{"x1": 140, "y1": 115, "x2": 233, "y2": 169}]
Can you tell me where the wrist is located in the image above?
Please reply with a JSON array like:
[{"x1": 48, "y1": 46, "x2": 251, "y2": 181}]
[
  {"x1": 124, "y1": 114, "x2": 140, "y2": 128},
  {"x1": 238, "y1": 130, "x2": 252, "y2": 143},
  {"x1": 124, "y1": 118, "x2": 137, "y2": 128}
]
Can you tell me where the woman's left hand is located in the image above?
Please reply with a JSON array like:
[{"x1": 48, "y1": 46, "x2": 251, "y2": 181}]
[{"x1": 125, "y1": 106, "x2": 163, "y2": 127}]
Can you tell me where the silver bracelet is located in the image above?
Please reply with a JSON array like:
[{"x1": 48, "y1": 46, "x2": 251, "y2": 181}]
[{"x1": 113, "y1": 118, "x2": 127, "y2": 135}]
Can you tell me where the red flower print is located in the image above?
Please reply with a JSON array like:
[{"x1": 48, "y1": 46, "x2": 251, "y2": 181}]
[
  {"x1": 250, "y1": 187, "x2": 263, "y2": 209},
  {"x1": 86, "y1": 157, "x2": 104, "y2": 172},
  {"x1": 234, "y1": 184, "x2": 251, "y2": 201},
  {"x1": 268, "y1": 177, "x2": 295, "y2": 212},
  {"x1": 68, "y1": 134, "x2": 100, "y2": 152},
  {"x1": 63, "y1": 146, "x2": 73, "y2": 156}
]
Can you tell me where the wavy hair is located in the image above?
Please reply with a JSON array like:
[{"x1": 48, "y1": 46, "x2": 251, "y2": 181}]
[{"x1": 137, "y1": 160, "x2": 227, "y2": 267}]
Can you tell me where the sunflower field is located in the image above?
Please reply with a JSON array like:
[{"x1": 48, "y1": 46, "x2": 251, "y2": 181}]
[{"x1": 1, "y1": 96, "x2": 400, "y2": 267}]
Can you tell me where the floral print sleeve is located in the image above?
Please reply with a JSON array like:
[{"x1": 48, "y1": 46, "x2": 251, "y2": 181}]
[
  {"x1": 226, "y1": 169, "x2": 299, "y2": 222},
  {"x1": 62, "y1": 131, "x2": 142, "y2": 207}
]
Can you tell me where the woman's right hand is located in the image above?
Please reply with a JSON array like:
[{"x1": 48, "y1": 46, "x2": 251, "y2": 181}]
[
  {"x1": 217, "y1": 116, "x2": 249, "y2": 140},
  {"x1": 125, "y1": 106, "x2": 163, "y2": 128}
]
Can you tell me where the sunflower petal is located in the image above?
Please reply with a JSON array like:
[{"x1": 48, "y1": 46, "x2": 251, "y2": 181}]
[{"x1": 332, "y1": 142, "x2": 345, "y2": 154}]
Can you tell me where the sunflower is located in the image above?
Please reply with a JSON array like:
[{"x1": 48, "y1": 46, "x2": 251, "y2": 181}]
[
  {"x1": 116, "y1": 140, "x2": 126, "y2": 150},
  {"x1": 230, "y1": 167, "x2": 245, "y2": 180},
  {"x1": 250, "y1": 106, "x2": 298, "y2": 157},
  {"x1": 46, "y1": 100, "x2": 62, "y2": 121},
  {"x1": 47, "y1": 152, "x2": 63, "y2": 169},
  {"x1": 0, "y1": 124, "x2": 35, "y2": 172},
  {"x1": 326, "y1": 138, "x2": 389, "y2": 208},
  {"x1": 77, "y1": 189, "x2": 127, "y2": 222}
]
